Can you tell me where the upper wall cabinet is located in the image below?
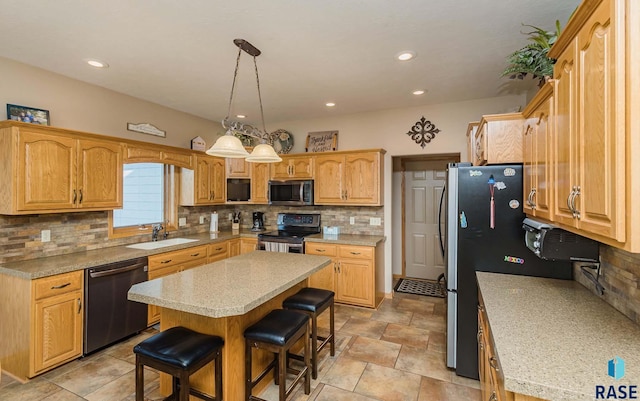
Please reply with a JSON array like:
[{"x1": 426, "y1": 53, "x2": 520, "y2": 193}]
[
  {"x1": 522, "y1": 82, "x2": 553, "y2": 221},
  {"x1": 0, "y1": 123, "x2": 123, "y2": 214},
  {"x1": 544, "y1": 0, "x2": 640, "y2": 251},
  {"x1": 271, "y1": 155, "x2": 314, "y2": 180},
  {"x1": 466, "y1": 122, "x2": 480, "y2": 164},
  {"x1": 314, "y1": 150, "x2": 384, "y2": 206},
  {"x1": 124, "y1": 144, "x2": 192, "y2": 169},
  {"x1": 472, "y1": 113, "x2": 524, "y2": 165},
  {"x1": 180, "y1": 154, "x2": 226, "y2": 206},
  {"x1": 226, "y1": 157, "x2": 251, "y2": 178}
]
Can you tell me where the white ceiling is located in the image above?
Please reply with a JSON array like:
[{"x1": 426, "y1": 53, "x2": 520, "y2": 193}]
[{"x1": 0, "y1": 0, "x2": 578, "y2": 127}]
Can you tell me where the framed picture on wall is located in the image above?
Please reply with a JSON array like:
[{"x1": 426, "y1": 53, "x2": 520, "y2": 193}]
[{"x1": 6, "y1": 104, "x2": 50, "y2": 125}]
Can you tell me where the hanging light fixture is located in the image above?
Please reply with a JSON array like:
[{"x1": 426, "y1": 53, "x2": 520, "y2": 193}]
[{"x1": 206, "y1": 39, "x2": 282, "y2": 163}]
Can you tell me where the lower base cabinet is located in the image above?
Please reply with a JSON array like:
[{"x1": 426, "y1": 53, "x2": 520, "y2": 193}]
[
  {"x1": 305, "y1": 241, "x2": 383, "y2": 308},
  {"x1": 478, "y1": 291, "x2": 547, "y2": 401},
  {"x1": 0, "y1": 270, "x2": 84, "y2": 380}
]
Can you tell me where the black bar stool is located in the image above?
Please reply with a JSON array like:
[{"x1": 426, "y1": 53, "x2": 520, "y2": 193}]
[
  {"x1": 283, "y1": 287, "x2": 335, "y2": 379},
  {"x1": 244, "y1": 309, "x2": 311, "y2": 401},
  {"x1": 133, "y1": 326, "x2": 223, "y2": 401}
]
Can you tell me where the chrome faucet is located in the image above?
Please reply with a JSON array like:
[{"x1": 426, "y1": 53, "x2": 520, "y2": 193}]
[{"x1": 151, "y1": 224, "x2": 163, "y2": 242}]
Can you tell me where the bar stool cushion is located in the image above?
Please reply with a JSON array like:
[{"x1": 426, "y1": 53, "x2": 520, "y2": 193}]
[
  {"x1": 244, "y1": 309, "x2": 309, "y2": 346},
  {"x1": 282, "y1": 288, "x2": 334, "y2": 313},
  {"x1": 134, "y1": 326, "x2": 223, "y2": 369}
]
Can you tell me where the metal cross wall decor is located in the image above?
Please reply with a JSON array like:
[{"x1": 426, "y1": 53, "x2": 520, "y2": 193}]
[{"x1": 406, "y1": 116, "x2": 440, "y2": 148}]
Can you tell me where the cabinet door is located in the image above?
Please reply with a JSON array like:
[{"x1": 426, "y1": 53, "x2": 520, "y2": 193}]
[
  {"x1": 147, "y1": 264, "x2": 182, "y2": 325},
  {"x1": 306, "y1": 243, "x2": 337, "y2": 292},
  {"x1": 229, "y1": 239, "x2": 240, "y2": 258},
  {"x1": 227, "y1": 157, "x2": 250, "y2": 178},
  {"x1": 77, "y1": 139, "x2": 122, "y2": 209},
  {"x1": 533, "y1": 99, "x2": 552, "y2": 220},
  {"x1": 17, "y1": 131, "x2": 76, "y2": 211},
  {"x1": 522, "y1": 121, "x2": 535, "y2": 215},
  {"x1": 33, "y1": 291, "x2": 83, "y2": 374},
  {"x1": 240, "y1": 238, "x2": 258, "y2": 254},
  {"x1": 336, "y1": 258, "x2": 373, "y2": 307},
  {"x1": 251, "y1": 163, "x2": 270, "y2": 204},
  {"x1": 271, "y1": 157, "x2": 293, "y2": 179},
  {"x1": 345, "y1": 152, "x2": 380, "y2": 204},
  {"x1": 194, "y1": 157, "x2": 213, "y2": 204},
  {"x1": 290, "y1": 156, "x2": 313, "y2": 179},
  {"x1": 575, "y1": 1, "x2": 625, "y2": 241},
  {"x1": 314, "y1": 155, "x2": 344, "y2": 204},
  {"x1": 553, "y1": 40, "x2": 579, "y2": 226},
  {"x1": 210, "y1": 157, "x2": 226, "y2": 204}
]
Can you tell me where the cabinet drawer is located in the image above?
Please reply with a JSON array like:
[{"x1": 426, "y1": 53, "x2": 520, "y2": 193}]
[
  {"x1": 149, "y1": 245, "x2": 208, "y2": 270},
  {"x1": 208, "y1": 242, "x2": 229, "y2": 258},
  {"x1": 34, "y1": 271, "x2": 83, "y2": 301},
  {"x1": 338, "y1": 245, "x2": 373, "y2": 260},
  {"x1": 305, "y1": 243, "x2": 338, "y2": 257}
]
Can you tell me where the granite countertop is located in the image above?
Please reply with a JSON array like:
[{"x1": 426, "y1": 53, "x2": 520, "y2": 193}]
[
  {"x1": 477, "y1": 272, "x2": 640, "y2": 401},
  {"x1": 305, "y1": 233, "x2": 385, "y2": 246},
  {"x1": 0, "y1": 230, "x2": 384, "y2": 280},
  {"x1": 128, "y1": 251, "x2": 331, "y2": 318},
  {"x1": 0, "y1": 231, "x2": 258, "y2": 279}
]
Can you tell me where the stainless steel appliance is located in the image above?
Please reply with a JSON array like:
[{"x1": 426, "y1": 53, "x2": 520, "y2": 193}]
[
  {"x1": 251, "y1": 211, "x2": 266, "y2": 231},
  {"x1": 523, "y1": 217, "x2": 599, "y2": 261},
  {"x1": 227, "y1": 178, "x2": 251, "y2": 202},
  {"x1": 268, "y1": 180, "x2": 314, "y2": 206},
  {"x1": 84, "y1": 257, "x2": 148, "y2": 354},
  {"x1": 441, "y1": 163, "x2": 572, "y2": 379},
  {"x1": 257, "y1": 212, "x2": 321, "y2": 253}
]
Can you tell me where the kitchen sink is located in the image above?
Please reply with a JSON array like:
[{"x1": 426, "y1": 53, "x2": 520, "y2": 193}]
[{"x1": 126, "y1": 238, "x2": 199, "y2": 250}]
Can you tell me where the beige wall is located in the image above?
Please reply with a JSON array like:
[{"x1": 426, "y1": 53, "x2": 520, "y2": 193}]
[{"x1": 0, "y1": 56, "x2": 221, "y2": 148}]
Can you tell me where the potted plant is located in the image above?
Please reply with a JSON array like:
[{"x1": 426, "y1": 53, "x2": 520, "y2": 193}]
[{"x1": 502, "y1": 21, "x2": 561, "y2": 87}]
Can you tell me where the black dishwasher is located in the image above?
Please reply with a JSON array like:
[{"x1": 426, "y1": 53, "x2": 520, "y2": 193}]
[{"x1": 84, "y1": 257, "x2": 148, "y2": 355}]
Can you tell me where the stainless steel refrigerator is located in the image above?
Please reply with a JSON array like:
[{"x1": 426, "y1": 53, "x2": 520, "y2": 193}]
[{"x1": 442, "y1": 163, "x2": 572, "y2": 379}]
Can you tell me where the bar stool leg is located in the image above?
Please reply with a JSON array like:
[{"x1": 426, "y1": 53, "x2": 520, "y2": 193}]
[
  {"x1": 215, "y1": 350, "x2": 223, "y2": 401},
  {"x1": 330, "y1": 301, "x2": 335, "y2": 356},
  {"x1": 278, "y1": 350, "x2": 287, "y2": 401},
  {"x1": 310, "y1": 314, "x2": 319, "y2": 379},
  {"x1": 245, "y1": 340, "x2": 252, "y2": 401},
  {"x1": 135, "y1": 356, "x2": 144, "y2": 401},
  {"x1": 180, "y1": 370, "x2": 190, "y2": 401},
  {"x1": 304, "y1": 324, "x2": 311, "y2": 394}
]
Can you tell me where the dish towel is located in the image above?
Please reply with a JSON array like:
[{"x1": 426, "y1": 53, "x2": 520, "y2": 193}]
[{"x1": 263, "y1": 242, "x2": 290, "y2": 253}]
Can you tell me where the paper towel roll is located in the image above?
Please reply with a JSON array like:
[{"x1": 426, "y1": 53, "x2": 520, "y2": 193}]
[{"x1": 210, "y1": 212, "x2": 219, "y2": 232}]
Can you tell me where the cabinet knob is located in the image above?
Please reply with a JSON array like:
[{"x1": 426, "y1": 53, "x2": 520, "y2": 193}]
[
  {"x1": 79, "y1": 189, "x2": 83, "y2": 204},
  {"x1": 489, "y1": 356, "x2": 499, "y2": 371},
  {"x1": 160, "y1": 259, "x2": 173, "y2": 264},
  {"x1": 77, "y1": 298, "x2": 82, "y2": 314},
  {"x1": 190, "y1": 253, "x2": 200, "y2": 257},
  {"x1": 51, "y1": 282, "x2": 71, "y2": 290},
  {"x1": 72, "y1": 189, "x2": 77, "y2": 204}
]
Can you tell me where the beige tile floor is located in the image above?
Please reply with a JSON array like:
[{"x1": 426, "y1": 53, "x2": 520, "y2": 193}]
[{"x1": 0, "y1": 291, "x2": 480, "y2": 401}]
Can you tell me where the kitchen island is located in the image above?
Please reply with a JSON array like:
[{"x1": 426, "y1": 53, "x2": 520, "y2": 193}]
[{"x1": 128, "y1": 251, "x2": 331, "y2": 401}]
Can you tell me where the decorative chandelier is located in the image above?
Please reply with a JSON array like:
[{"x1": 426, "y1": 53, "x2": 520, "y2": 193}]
[{"x1": 206, "y1": 39, "x2": 282, "y2": 163}]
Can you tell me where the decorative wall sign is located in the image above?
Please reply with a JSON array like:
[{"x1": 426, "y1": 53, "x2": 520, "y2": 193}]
[
  {"x1": 191, "y1": 136, "x2": 206, "y2": 151},
  {"x1": 127, "y1": 122, "x2": 166, "y2": 137},
  {"x1": 7, "y1": 104, "x2": 50, "y2": 125},
  {"x1": 306, "y1": 131, "x2": 338, "y2": 152},
  {"x1": 271, "y1": 129, "x2": 294, "y2": 154},
  {"x1": 406, "y1": 116, "x2": 440, "y2": 148}
]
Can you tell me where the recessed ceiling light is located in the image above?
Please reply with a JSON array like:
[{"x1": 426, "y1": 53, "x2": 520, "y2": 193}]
[
  {"x1": 396, "y1": 51, "x2": 416, "y2": 61},
  {"x1": 236, "y1": 114, "x2": 246, "y2": 119},
  {"x1": 325, "y1": 102, "x2": 336, "y2": 107},
  {"x1": 412, "y1": 90, "x2": 426, "y2": 95},
  {"x1": 86, "y1": 59, "x2": 109, "y2": 68}
]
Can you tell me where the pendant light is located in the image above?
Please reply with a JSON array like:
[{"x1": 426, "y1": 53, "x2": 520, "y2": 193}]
[{"x1": 206, "y1": 39, "x2": 282, "y2": 163}]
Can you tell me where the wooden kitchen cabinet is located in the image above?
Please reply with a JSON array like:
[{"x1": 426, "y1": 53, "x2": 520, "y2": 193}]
[
  {"x1": 147, "y1": 245, "x2": 208, "y2": 325},
  {"x1": 0, "y1": 123, "x2": 123, "y2": 214},
  {"x1": 124, "y1": 144, "x2": 193, "y2": 169},
  {"x1": 240, "y1": 237, "x2": 258, "y2": 254},
  {"x1": 548, "y1": 0, "x2": 626, "y2": 244},
  {"x1": 522, "y1": 82, "x2": 553, "y2": 220},
  {"x1": 250, "y1": 162, "x2": 270, "y2": 204},
  {"x1": 180, "y1": 155, "x2": 226, "y2": 206},
  {"x1": 226, "y1": 157, "x2": 251, "y2": 178},
  {"x1": 306, "y1": 242, "x2": 383, "y2": 308},
  {"x1": 466, "y1": 122, "x2": 480, "y2": 164},
  {"x1": 271, "y1": 155, "x2": 313, "y2": 180},
  {"x1": 314, "y1": 150, "x2": 384, "y2": 206},
  {"x1": 473, "y1": 113, "x2": 524, "y2": 166},
  {"x1": 208, "y1": 241, "x2": 230, "y2": 263},
  {"x1": 0, "y1": 270, "x2": 84, "y2": 380}
]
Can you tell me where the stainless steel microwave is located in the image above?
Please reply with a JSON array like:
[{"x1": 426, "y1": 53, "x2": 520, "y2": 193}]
[{"x1": 268, "y1": 180, "x2": 314, "y2": 205}]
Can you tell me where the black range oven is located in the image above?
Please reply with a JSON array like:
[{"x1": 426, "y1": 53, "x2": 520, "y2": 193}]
[{"x1": 257, "y1": 213, "x2": 321, "y2": 253}]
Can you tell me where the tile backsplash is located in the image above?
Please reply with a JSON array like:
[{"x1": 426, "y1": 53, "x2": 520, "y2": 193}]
[
  {"x1": 0, "y1": 205, "x2": 383, "y2": 264},
  {"x1": 574, "y1": 245, "x2": 640, "y2": 326}
]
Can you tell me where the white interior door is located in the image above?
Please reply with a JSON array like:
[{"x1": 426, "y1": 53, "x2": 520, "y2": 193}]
[{"x1": 405, "y1": 168, "x2": 446, "y2": 280}]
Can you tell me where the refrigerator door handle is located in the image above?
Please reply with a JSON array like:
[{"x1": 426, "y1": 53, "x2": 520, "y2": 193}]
[{"x1": 438, "y1": 184, "x2": 446, "y2": 257}]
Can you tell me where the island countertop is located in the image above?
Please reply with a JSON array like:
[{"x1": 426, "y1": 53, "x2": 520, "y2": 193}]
[
  {"x1": 128, "y1": 251, "x2": 331, "y2": 318},
  {"x1": 477, "y1": 272, "x2": 640, "y2": 401}
]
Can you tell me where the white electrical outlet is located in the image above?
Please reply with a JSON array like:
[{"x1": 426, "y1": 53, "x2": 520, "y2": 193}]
[
  {"x1": 350, "y1": 217, "x2": 355, "y2": 225},
  {"x1": 199, "y1": 216, "x2": 205, "y2": 224},
  {"x1": 41, "y1": 229, "x2": 51, "y2": 242},
  {"x1": 178, "y1": 217, "x2": 187, "y2": 227},
  {"x1": 369, "y1": 217, "x2": 381, "y2": 226}
]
